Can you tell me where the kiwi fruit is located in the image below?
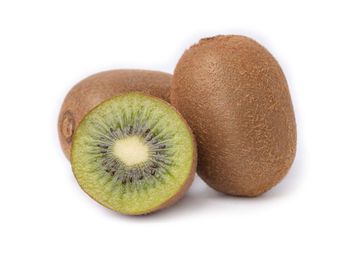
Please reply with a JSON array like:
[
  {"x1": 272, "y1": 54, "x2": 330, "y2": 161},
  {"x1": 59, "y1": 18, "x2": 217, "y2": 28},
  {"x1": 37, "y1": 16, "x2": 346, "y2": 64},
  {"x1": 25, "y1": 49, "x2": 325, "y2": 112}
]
[
  {"x1": 58, "y1": 69, "x2": 172, "y2": 160},
  {"x1": 71, "y1": 93, "x2": 197, "y2": 215},
  {"x1": 171, "y1": 35, "x2": 296, "y2": 197}
]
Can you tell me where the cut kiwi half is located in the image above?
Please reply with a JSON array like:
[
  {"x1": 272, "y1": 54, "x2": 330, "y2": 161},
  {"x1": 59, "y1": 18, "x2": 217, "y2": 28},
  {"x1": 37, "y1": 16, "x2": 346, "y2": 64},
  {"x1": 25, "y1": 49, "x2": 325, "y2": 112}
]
[{"x1": 71, "y1": 93, "x2": 197, "y2": 215}]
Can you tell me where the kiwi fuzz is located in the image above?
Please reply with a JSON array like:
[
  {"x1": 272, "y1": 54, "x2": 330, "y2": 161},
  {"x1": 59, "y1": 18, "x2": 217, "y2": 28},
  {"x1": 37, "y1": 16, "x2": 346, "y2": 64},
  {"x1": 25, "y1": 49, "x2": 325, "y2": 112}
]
[
  {"x1": 171, "y1": 35, "x2": 296, "y2": 197},
  {"x1": 58, "y1": 69, "x2": 172, "y2": 160},
  {"x1": 71, "y1": 93, "x2": 197, "y2": 215}
]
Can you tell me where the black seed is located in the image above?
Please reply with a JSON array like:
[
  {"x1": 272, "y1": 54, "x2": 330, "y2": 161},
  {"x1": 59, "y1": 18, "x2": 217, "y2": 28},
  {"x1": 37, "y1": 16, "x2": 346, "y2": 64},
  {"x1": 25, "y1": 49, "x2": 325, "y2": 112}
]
[
  {"x1": 129, "y1": 177, "x2": 133, "y2": 183},
  {"x1": 139, "y1": 175, "x2": 143, "y2": 180},
  {"x1": 156, "y1": 158, "x2": 164, "y2": 163},
  {"x1": 110, "y1": 127, "x2": 115, "y2": 133},
  {"x1": 158, "y1": 145, "x2": 166, "y2": 149},
  {"x1": 106, "y1": 168, "x2": 111, "y2": 172},
  {"x1": 151, "y1": 169, "x2": 156, "y2": 175},
  {"x1": 101, "y1": 150, "x2": 107, "y2": 154},
  {"x1": 151, "y1": 163, "x2": 158, "y2": 168},
  {"x1": 111, "y1": 171, "x2": 116, "y2": 176},
  {"x1": 145, "y1": 129, "x2": 150, "y2": 134},
  {"x1": 129, "y1": 126, "x2": 133, "y2": 134},
  {"x1": 97, "y1": 144, "x2": 108, "y2": 149},
  {"x1": 122, "y1": 178, "x2": 127, "y2": 185}
]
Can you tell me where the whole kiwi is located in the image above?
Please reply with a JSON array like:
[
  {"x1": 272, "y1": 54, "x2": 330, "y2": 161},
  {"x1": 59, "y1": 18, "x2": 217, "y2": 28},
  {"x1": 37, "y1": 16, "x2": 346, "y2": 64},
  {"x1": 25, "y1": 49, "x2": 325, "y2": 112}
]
[
  {"x1": 58, "y1": 69, "x2": 172, "y2": 160},
  {"x1": 171, "y1": 35, "x2": 296, "y2": 196}
]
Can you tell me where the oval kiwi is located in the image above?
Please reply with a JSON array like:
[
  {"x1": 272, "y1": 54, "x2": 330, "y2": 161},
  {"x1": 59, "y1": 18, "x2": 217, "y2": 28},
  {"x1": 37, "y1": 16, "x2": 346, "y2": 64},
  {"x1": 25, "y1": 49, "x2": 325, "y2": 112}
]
[
  {"x1": 71, "y1": 93, "x2": 197, "y2": 215},
  {"x1": 58, "y1": 69, "x2": 172, "y2": 160},
  {"x1": 171, "y1": 35, "x2": 296, "y2": 196}
]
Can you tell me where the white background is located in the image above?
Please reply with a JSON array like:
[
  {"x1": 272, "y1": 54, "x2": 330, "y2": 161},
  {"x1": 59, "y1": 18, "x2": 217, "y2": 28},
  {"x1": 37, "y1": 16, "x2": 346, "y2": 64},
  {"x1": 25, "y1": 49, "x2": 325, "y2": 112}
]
[{"x1": 1, "y1": 1, "x2": 349, "y2": 255}]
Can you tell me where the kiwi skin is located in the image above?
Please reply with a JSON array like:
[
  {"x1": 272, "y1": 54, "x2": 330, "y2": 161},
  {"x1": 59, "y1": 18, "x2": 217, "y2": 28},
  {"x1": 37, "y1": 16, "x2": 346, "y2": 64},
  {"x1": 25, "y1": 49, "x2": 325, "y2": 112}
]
[
  {"x1": 58, "y1": 69, "x2": 172, "y2": 160},
  {"x1": 71, "y1": 93, "x2": 197, "y2": 215},
  {"x1": 171, "y1": 35, "x2": 296, "y2": 197}
]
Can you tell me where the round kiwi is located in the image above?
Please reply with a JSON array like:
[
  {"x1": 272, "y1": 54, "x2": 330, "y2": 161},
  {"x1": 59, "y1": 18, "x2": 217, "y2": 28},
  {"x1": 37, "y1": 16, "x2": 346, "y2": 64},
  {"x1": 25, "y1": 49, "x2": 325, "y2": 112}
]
[
  {"x1": 71, "y1": 93, "x2": 197, "y2": 215},
  {"x1": 171, "y1": 35, "x2": 296, "y2": 197},
  {"x1": 58, "y1": 69, "x2": 172, "y2": 160}
]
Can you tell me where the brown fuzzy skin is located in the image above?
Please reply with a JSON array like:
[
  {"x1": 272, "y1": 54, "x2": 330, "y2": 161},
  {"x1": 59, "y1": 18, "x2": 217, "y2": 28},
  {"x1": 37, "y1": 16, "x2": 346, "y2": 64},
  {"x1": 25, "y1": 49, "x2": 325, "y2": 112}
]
[
  {"x1": 58, "y1": 69, "x2": 172, "y2": 160},
  {"x1": 171, "y1": 35, "x2": 296, "y2": 197},
  {"x1": 71, "y1": 93, "x2": 197, "y2": 215}
]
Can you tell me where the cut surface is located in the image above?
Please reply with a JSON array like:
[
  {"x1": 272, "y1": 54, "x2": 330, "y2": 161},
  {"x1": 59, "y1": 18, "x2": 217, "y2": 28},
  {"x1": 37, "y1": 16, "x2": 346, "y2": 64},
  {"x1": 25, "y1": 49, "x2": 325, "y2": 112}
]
[{"x1": 71, "y1": 93, "x2": 195, "y2": 214}]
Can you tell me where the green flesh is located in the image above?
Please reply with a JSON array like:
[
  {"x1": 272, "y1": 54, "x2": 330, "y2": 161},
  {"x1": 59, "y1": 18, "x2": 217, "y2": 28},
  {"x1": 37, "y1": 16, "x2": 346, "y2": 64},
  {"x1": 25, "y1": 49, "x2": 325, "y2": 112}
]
[{"x1": 71, "y1": 93, "x2": 194, "y2": 214}]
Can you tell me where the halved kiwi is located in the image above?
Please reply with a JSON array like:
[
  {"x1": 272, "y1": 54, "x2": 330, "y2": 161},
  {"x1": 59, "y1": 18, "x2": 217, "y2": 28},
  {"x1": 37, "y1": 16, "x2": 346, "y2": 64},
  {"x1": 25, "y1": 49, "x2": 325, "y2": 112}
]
[
  {"x1": 71, "y1": 93, "x2": 197, "y2": 215},
  {"x1": 58, "y1": 69, "x2": 172, "y2": 160}
]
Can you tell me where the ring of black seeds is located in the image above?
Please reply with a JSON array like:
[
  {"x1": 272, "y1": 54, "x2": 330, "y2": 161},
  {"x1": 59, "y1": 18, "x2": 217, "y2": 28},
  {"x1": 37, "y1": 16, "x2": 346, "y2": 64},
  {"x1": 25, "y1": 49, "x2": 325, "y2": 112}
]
[{"x1": 87, "y1": 108, "x2": 174, "y2": 191}]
